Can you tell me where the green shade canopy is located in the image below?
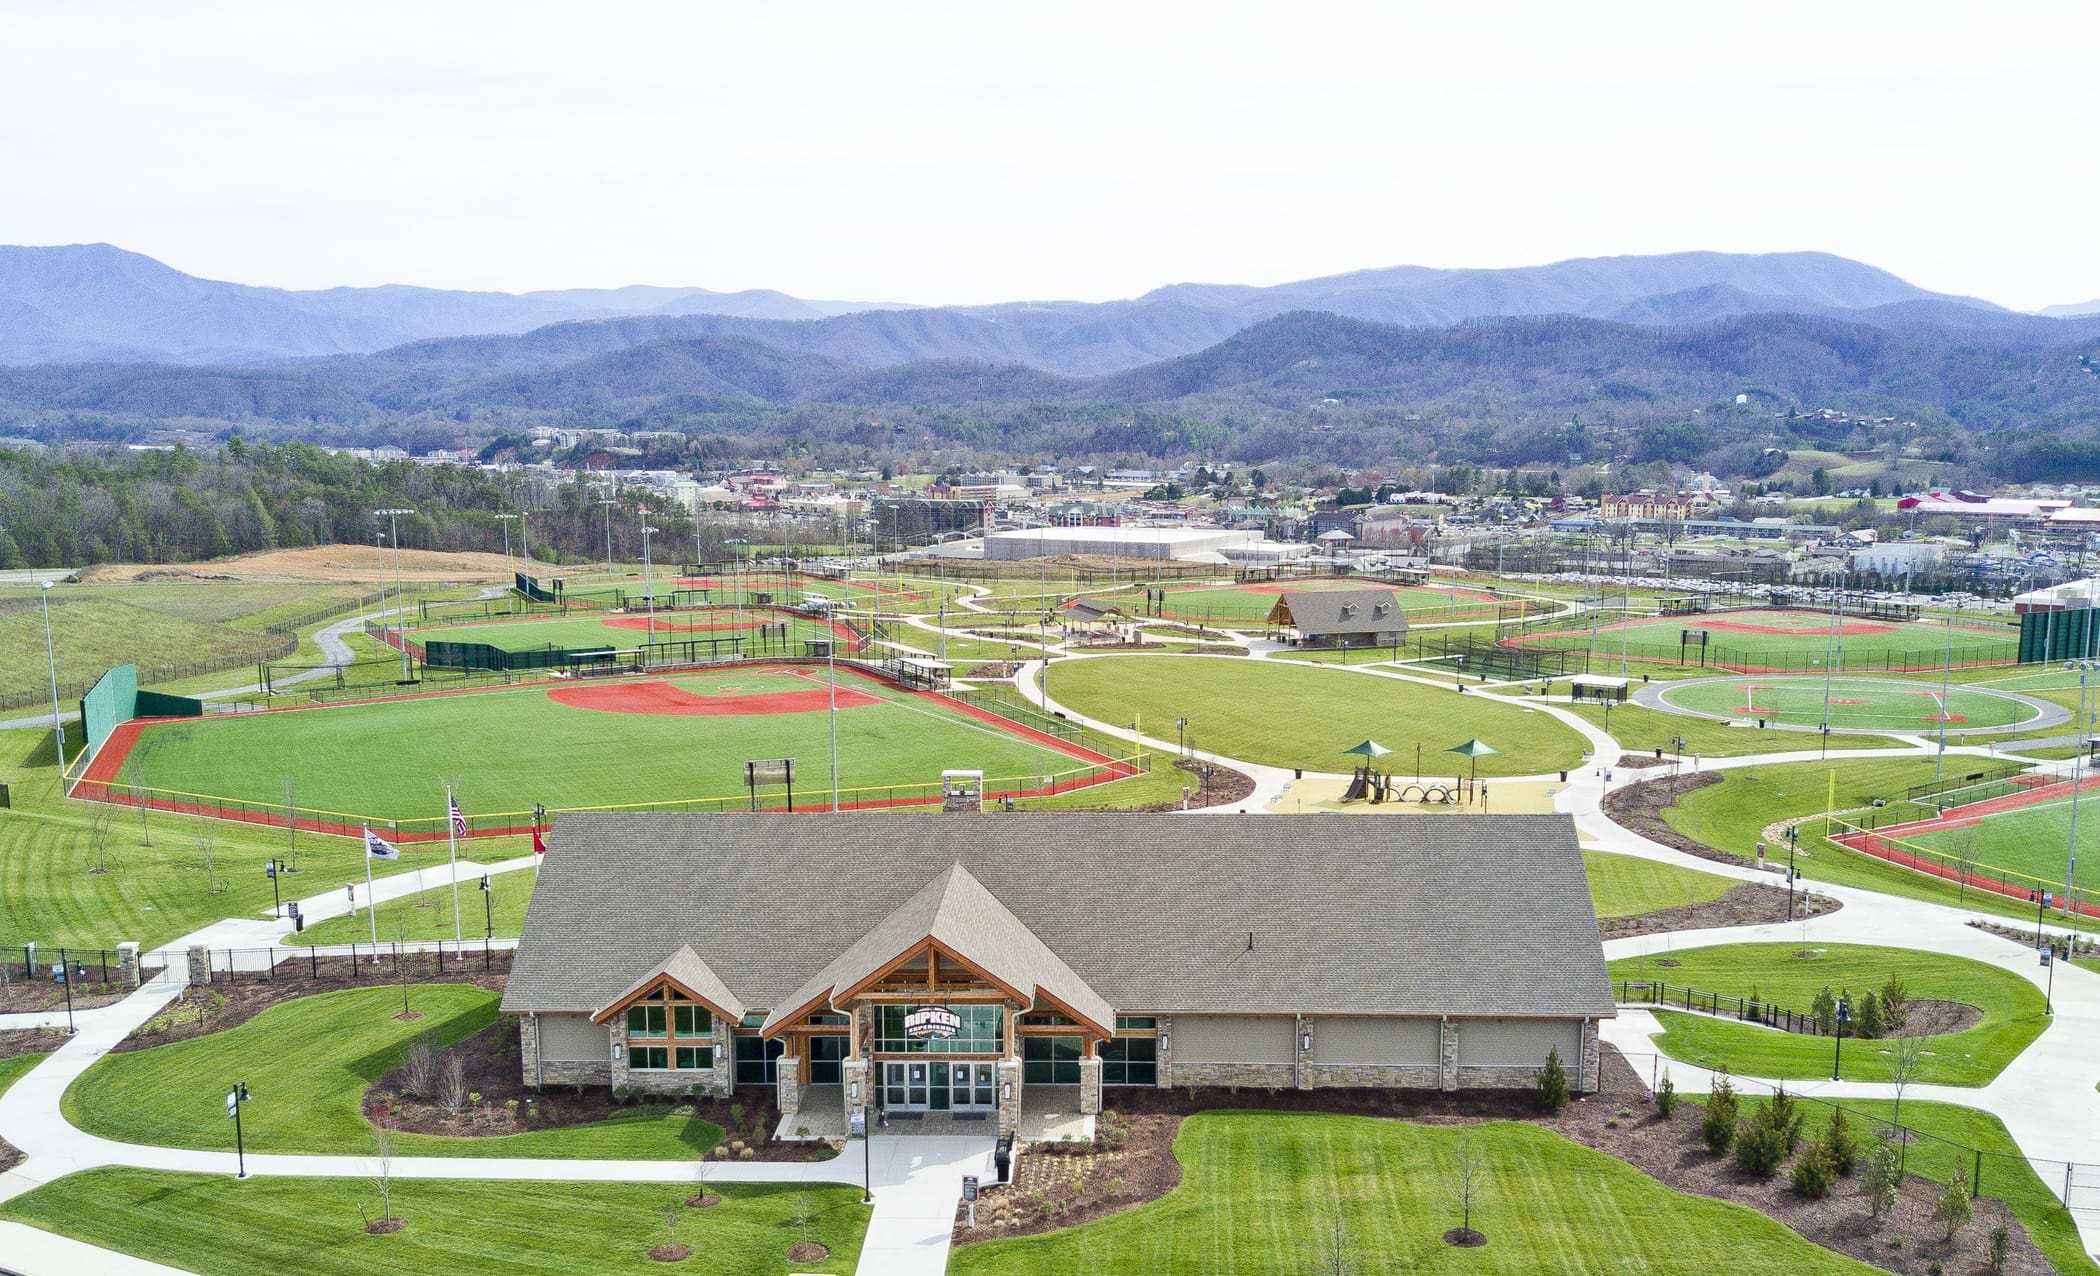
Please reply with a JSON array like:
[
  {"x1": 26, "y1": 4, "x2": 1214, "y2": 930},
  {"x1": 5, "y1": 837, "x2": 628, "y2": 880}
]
[
  {"x1": 1340, "y1": 739, "x2": 1393, "y2": 759},
  {"x1": 1446, "y1": 738, "x2": 1501, "y2": 758}
]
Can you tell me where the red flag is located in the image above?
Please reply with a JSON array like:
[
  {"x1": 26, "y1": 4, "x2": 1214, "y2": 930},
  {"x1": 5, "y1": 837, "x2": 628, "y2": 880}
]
[{"x1": 532, "y1": 825, "x2": 547, "y2": 856}]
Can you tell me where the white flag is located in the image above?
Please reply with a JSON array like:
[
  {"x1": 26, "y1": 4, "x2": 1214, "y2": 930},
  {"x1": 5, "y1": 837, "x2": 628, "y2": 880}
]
[{"x1": 363, "y1": 826, "x2": 402, "y2": 860}]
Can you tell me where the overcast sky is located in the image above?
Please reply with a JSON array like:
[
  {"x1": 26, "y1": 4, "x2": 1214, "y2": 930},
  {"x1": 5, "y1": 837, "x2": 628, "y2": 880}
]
[{"x1": 3, "y1": 1, "x2": 2095, "y2": 310}]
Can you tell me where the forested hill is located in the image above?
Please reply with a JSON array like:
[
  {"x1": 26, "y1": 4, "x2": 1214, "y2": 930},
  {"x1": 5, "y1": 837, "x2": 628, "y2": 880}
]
[{"x1": 0, "y1": 442, "x2": 698, "y2": 570}]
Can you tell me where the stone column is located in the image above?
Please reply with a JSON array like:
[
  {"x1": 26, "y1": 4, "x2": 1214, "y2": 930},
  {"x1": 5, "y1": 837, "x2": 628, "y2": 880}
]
[
  {"x1": 1579, "y1": 1019, "x2": 1601, "y2": 1094},
  {"x1": 709, "y1": 1017, "x2": 734, "y2": 1098},
  {"x1": 1438, "y1": 1017, "x2": 1460, "y2": 1092},
  {"x1": 116, "y1": 942, "x2": 140, "y2": 990},
  {"x1": 843, "y1": 1059, "x2": 872, "y2": 1130},
  {"x1": 776, "y1": 1056, "x2": 802, "y2": 1117},
  {"x1": 520, "y1": 1014, "x2": 543, "y2": 1089},
  {"x1": 610, "y1": 1018, "x2": 632, "y2": 1093},
  {"x1": 185, "y1": 944, "x2": 210, "y2": 988},
  {"x1": 996, "y1": 1059, "x2": 1023, "y2": 1139},
  {"x1": 1156, "y1": 1016, "x2": 1173, "y2": 1088},
  {"x1": 1294, "y1": 1014, "x2": 1313, "y2": 1090},
  {"x1": 1076, "y1": 1056, "x2": 1102, "y2": 1115}
]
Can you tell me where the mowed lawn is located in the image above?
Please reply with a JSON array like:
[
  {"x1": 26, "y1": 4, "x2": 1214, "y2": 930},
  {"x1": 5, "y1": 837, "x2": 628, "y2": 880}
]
[
  {"x1": 948, "y1": 1111, "x2": 1877, "y2": 1276},
  {"x1": 1048, "y1": 656, "x2": 1587, "y2": 776},
  {"x1": 1609, "y1": 942, "x2": 2049, "y2": 1085},
  {"x1": 1653, "y1": 756, "x2": 2100, "y2": 931},
  {"x1": 1583, "y1": 851, "x2": 1736, "y2": 919},
  {"x1": 293, "y1": 868, "x2": 537, "y2": 945},
  {"x1": 0, "y1": 1052, "x2": 48, "y2": 1099},
  {"x1": 121, "y1": 667, "x2": 1099, "y2": 822},
  {"x1": 1656, "y1": 675, "x2": 2037, "y2": 733},
  {"x1": 0, "y1": 1170, "x2": 870, "y2": 1276},
  {"x1": 64, "y1": 985, "x2": 722, "y2": 1159},
  {"x1": 1908, "y1": 790, "x2": 2100, "y2": 893},
  {"x1": 0, "y1": 722, "x2": 513, "y2": 950},
  {"x1": 1514, "y1": 609, "x2": 2016, "y2": 668}
]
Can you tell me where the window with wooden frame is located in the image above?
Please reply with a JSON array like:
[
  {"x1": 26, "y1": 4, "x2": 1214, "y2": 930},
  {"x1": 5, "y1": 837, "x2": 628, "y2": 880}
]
[{"x1": 624, "y1": 988, "x2": 714, "y2": 1070}]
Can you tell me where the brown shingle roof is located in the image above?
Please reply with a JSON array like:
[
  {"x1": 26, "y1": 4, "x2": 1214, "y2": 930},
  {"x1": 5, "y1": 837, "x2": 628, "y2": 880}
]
[
  {"x1": 501, "y1": 813, "x2": 1611, "y2": 1022},
  {"x1": 1267, "y1": 588, "x2": 1411, "y2": 636}
]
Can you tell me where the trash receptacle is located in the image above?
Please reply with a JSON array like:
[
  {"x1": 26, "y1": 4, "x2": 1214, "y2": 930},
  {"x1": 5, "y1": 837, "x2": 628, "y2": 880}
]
[
  {"x1": 1654, "y1": 747, "x2": 1664, "y2": 759},
  {"x1": 1294, "y1": 768, "x2": 1303, "y2": 779},
  {"x1": 1559, "y1": 771, "x2": 1567, "y2": 782},
  {"x1": 994, "y1": 1135, "x2": 1014, "y2": 1184}
]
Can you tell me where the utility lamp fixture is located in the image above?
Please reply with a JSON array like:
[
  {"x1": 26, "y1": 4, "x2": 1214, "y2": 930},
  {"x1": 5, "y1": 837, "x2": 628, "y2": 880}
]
[
  {"x1": 1301, "y1": 1032, "x2": 1313, "y2": 1053},
  {"x1": 1001, "y1": 1080, "x2": 1012, "y2": 1102},
  {"x1": 612, "y1": 1043, "x2": 623, "y2": 1060},
  {"x1": 848, "y1": 1080, "x2": 860, "y2": 1103}
]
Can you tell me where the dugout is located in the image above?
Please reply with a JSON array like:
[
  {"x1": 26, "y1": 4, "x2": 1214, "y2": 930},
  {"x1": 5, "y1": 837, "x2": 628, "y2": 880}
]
[{"x1": 1567, "y1": 674, "x2": 1630, "y2": 704}]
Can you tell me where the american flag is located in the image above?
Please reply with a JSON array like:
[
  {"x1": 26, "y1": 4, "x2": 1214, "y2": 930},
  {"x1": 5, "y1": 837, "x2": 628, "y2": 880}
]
[{"x1": 449, "y1": 791, "x2": 467, "y2": 838}]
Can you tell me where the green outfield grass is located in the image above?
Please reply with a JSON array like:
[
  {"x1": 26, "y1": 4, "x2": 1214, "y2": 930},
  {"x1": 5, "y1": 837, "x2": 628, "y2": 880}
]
[
  {"x1": 1510, "y1": 608, "x2": 2017, "y2": 672},
  {"x1": 109, "y1": 665, "x2": 1113, "y2": 824},
  {"x1": 1905, "y1": 788, "x2": 2100, "y2": 894},
  {"x1": 1560, "y1": 701, "x2": 1901, "y2": 757},
  {"x1": 947, "y1": 1111, "x2": 1876, "y2": 1276},
  {"x1": 0, "y1": 1170, "x2": 870, "y2": 1276},
  {"x1": 63, "y1": 985, "x2": 726, "y2": 1159},
  {"x1": 1659, "y1": 755, "x2": 2099, "y2": 933},
  {"x1": 1584, "y1": 850, "x2": 1737, "y2": 918},
  {"x1": 1097, "y1": 578, "x2": 1512, "y2": 626},
  {"x1": 0, "y1": 724, "x2": 509, "y2": 950},
  {"x1": 1610, "y1": 942, "x2": 2048, "y2": 1086},
  {"x1": 406, "y1": 609, "x2": 849, "y2": 656},
  {"x1": 1046, "y1": 656, "x2": 1588, "y2": 776},
  {"x1": 292, "y1": 868, "x2": 537, "y2": 945},
  {"x1": 1654, "y1": 675, "x2": 2038, "y2": 733}
]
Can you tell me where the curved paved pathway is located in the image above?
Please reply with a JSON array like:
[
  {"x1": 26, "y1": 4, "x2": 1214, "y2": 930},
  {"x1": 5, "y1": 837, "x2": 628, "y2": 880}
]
[{"x1": 5, "y1": 619, "x2": 2099, "y2": 1271}]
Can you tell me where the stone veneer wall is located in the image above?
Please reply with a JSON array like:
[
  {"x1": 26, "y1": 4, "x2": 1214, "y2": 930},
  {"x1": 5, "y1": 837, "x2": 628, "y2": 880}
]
[
  {"x1": 1301, "y1": 1063, "x2": 1441, "y2": 1089},
  {"x1": 1076, "y1": 1057, "x2": 1101, "y2": 1115},
  {"x1": 777, "y1": 1055, "x2": 802, "y2": 1115},
  {"x1": 521, "y1": 1015, "x2": 614, "y2": 1087},
  {"x1": 1166, "y1": 1062, "x2": 1297, "y2": 1088}
]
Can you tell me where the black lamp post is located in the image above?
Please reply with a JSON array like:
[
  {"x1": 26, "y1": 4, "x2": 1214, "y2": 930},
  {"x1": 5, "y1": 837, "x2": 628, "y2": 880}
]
[
  {"x1": 479, "y1": 874, "x2": 494, "y2": 940},
  {"x1": 2033, "y1": 889, "x2": 2047, "y2": 946},
  {"x1": 1176, "y1": 717, "x2": 1188, "y2": 756},
  {"x1": 2042, "y1": 938, "x2": 2056, "y2": 1016},
  {"x1": 1831, "y1": 998, "x2": 1849, "y2": 1080},
  {"x1": 227, "y1": 1081, "x2": 252, "y2": 1179},
  {"x1": 1786, "y1": 825, "x2": 1800, "y2": 922},
  {"x1": 264, "y1": 859, "x2": 283, "y2": 919}
]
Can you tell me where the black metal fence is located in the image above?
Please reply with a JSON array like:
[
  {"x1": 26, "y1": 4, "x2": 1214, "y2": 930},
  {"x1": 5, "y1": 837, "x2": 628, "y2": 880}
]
[
  {"x1": 1, "y1": 944, "x2": 158, "y2": 988},
  {"x1": 1616, "y1": 980, "x2": 1831, "y2": 1036},
  {"x1": 1502, "y1": 625, "x2": 2018, "y2": 674},
  {"x1": 190, "y1": 940, "x2": 509, "y2": 982}
]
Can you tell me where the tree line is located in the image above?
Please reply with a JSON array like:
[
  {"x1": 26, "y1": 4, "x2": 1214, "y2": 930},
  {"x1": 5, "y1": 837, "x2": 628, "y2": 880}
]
[{"x1": 0, "y1": 439, "x2": 702, "y2": 570}]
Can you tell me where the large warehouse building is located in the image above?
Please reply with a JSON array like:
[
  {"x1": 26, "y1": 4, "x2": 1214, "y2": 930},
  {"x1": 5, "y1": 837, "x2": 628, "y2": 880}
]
[
  {"x1": 502, "y1": 813, "x2": 1613, "y2": 1138},
  {"x1": 980, "y1": 526, "x2": 1263, "y2": 561}
]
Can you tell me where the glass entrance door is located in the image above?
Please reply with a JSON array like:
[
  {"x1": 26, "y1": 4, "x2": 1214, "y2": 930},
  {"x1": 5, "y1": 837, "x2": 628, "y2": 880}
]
[
  {"x1": 883, "y1": 1062, "x2": 930, "y2": 1110},
  {"x1": 951, "y1": 1062, "x2": 995, "y2": 1112}
]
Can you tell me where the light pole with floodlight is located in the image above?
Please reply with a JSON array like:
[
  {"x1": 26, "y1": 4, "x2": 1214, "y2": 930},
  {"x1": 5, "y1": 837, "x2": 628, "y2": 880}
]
[
  {"x1": 597, "y1": 496, "x2": 617, "y2": 575},
  {"x1": 641, "y1": 524, "x2": 660, "y2": 663},
  {"x1": 2062, "y1": 659, "x2": 2098, "y2": 932},
  {"x1": 226, "y1": 1081, "x2": 253, "y2": 1178},
  {"x1": 1831, "y1": 996, "x2": 1849, "y2": 1080},
  {"x1": 495, "y1": 513, "x2": 520, "y2": 613},
  {"x1": 375, "y1": 509, "x2": 415, "y2": 681},
  {"x1": 39, "y1": 580, "x2": 65, "y2": 771}
]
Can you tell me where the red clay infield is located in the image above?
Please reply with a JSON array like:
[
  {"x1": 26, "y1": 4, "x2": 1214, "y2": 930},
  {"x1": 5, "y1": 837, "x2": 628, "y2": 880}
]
[{"x1": 547, "y1": 680, "x2": 883, "y2": 716}]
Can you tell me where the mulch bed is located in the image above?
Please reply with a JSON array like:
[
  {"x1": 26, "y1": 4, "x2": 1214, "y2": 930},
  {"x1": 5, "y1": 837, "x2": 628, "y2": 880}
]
[
  {"x1": 786, "y1": 1242, "x2": 830, "y2": 1262},
  {"x1": 1130, "y1": 758, "x2": 1256, "y2": 812},
  {"x1": 115, "y1": 951, "x2": 511, "y2": 1054},
  {"x1": 364, "y1": 1017, "x2": 837, "y2": 1162},
  {"x1": 1555, "y1": 1050, "x2": 2051, "y2": 1276},
  {"x1": 0, "y1": 977, "x2": 133, "y2": 1016},
  {"x1": 1601, "y1": 771, "x2": 1746, "y2": 869},
  {"x1": 1600, "y1": 881, "x2": 1840, "y2": 940},
  {"x1": 0, "y1": 1026, "x2": 70, "y2": 1062},
  {"x1": 647, "y1": 1242, "x2": 689, "y2": 1262},
  {"x1": 0, "y1": 1136, "x2": 22, "y2": 1175},
  {"x1": 956, "y1": 1050, "x2": 2053, "y2": 1275},
  {"x1": 1969, "y1": 918, "x2": 2100, "y2": 960}
]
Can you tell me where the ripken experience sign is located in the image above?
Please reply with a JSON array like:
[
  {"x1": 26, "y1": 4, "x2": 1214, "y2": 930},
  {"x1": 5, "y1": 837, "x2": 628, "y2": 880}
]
[{"x1": 902, "y1": 1006, "x2": 962, "y2": 1039}]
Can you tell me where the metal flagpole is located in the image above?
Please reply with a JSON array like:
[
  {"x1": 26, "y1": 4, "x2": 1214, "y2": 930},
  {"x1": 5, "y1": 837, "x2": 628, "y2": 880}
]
[
  {"x1": 447, "y1": 786, "x2": 463, "y2": 946},
  {"x1": 828, "y1": 638, "x2": 841, "y2": 811},
  {"x1": 365, "y1": 834, "x2": 380, "y2": 953}
]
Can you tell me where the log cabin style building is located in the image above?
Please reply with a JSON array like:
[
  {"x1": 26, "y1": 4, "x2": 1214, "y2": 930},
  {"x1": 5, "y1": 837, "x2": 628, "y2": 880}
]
[{"x1": 501, "y1": 813, "x2": 1613, "y2": 1138}]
